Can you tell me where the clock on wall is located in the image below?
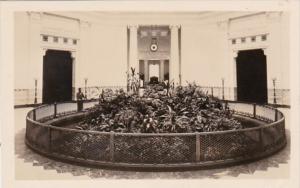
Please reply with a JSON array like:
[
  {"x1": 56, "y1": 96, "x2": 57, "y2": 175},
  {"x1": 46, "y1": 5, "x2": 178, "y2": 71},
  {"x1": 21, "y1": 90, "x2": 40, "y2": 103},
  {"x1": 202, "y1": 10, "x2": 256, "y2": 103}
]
[{"x1": 150, "y1": 37, "x2": 158, "y2": 52}]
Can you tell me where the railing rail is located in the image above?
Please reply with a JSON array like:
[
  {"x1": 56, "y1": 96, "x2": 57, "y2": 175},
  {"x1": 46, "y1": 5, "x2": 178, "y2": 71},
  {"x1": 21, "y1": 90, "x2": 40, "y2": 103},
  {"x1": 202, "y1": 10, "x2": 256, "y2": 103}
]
[{"x1": 15, "y1": 86, "x2": 290, "y2": 106}]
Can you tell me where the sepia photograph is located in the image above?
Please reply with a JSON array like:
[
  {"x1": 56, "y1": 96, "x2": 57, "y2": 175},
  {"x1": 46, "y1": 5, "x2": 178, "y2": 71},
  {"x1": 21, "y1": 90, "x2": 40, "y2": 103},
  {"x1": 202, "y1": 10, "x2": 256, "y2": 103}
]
[{"x1": 0, "y1": 1, "x2": 299, "y2": 188}]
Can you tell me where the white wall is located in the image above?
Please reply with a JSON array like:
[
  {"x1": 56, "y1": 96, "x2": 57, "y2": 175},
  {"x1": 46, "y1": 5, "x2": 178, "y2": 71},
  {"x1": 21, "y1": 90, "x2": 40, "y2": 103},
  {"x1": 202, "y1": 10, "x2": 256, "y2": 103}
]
[
  {"x1": 15, "y1": 12, "x2": 30, "y2": 89},
  {"x1": 15, "y1": 12, "x2": 128, "y2": 103},
  {"x1": 85, "y1": 24, "x2": 127, "y2": 87},
  {"x1": 181, "y1": 12, "x2": 289, "y2": 102},
  {"x1": 181, "y1": 23, "x2": 228, "y2": 87},
  {"x1": 14, "y1": 11, "x2": 290, "y2": 105}
]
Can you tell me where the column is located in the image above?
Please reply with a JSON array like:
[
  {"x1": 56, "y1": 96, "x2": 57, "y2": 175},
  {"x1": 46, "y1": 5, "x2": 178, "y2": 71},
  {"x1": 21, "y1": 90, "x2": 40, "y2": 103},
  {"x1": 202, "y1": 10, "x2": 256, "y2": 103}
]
[
  {"x1": 227, "y1": 19, "x2": 236, "y2": 101},
  {"x1": 160, "y1": 60, "x2": 165, "y2": 81},
  {"x1": 38, "y1": 49, "x2": 47, "y2": 103},
  {"x1": 263, "y1": 48, "x2": 272, "y2": 104},
  {"x1": 144, "y1": 60, "x2": 149, "y2": 83},
  {"x1": 170, "y1": 25, "x2": 180, "y2": 86},
  {"x1": 71, "y1": 51, "x2": 77, "y2": 100},
  {"x1": 79, "y1": 20, "x2": 91, "y2": 89},
  {"x1": 129, "y1": 25, "x2": 139, "y2": 75},
  {"x1": 218, "y1": 20, "x2": 230, "y2": 99},
  {"x1": 28, "y1": 12, "x2": 44, "y2": 103},
  {"x1": 266, "y1": 12, "x2": 282, "y2": 90},
  {"x1": 232, "y1": 51, "x2": 238, "y2": 101},
  {"x1": 159, "y1": 62, "x2": 161, "y2": 82}
]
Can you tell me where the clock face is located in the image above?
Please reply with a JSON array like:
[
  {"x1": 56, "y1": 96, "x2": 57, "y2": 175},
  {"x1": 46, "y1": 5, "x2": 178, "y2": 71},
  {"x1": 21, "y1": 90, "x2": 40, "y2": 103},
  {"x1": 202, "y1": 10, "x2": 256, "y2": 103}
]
[{"x1": 150, "y1": 43, "x2": 158, "y2": 52}]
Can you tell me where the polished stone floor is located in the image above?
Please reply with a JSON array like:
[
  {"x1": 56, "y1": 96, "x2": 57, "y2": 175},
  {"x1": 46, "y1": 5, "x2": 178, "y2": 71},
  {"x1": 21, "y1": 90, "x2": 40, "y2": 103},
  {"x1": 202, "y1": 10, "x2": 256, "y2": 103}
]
[{"x1": 14, "y1": 107, "x2": 290, "y2": 180}]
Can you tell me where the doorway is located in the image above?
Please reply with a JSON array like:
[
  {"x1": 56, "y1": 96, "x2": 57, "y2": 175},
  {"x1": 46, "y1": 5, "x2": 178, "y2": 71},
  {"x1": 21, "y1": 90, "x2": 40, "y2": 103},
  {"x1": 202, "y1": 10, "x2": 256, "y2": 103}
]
[
  {"x1": 42, "y1": 50, "x2": 73, "y2": 104},
  {"x1": 236, "y1": 49, "x2": 267, "y2": 104},
  {"x1": 149, "y1": 62, "x2": 160, "y2": 84}
]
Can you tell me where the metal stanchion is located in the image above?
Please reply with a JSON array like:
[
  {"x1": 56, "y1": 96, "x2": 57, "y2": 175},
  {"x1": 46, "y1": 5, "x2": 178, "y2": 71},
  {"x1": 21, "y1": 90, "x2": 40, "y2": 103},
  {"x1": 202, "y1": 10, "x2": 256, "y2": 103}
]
[
  {"x1": 54, "y1": 102, "x2": 57, "y2": 118},
  {"x1": 253, "y1": 103, "x2": 256, "y2": 118},
  {"x1": 272, "y1": 78, "x2": 277, "y2": 104},
  {"x1": 34, "y1": 78, "x2": 38, "y2": 104},
  {"x1": 222, "y1": 78, "x2": 225, "y2": 100},
  {"x1": 84, "y1": 78, "x2": 88, "y2": 99}
]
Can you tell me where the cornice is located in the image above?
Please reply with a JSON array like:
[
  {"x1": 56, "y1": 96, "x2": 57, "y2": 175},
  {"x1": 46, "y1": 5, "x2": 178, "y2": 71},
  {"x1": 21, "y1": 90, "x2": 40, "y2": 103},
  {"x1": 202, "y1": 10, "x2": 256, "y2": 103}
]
[{"x1": 45, "y1": 11, "x2": 270, "y2": 27}]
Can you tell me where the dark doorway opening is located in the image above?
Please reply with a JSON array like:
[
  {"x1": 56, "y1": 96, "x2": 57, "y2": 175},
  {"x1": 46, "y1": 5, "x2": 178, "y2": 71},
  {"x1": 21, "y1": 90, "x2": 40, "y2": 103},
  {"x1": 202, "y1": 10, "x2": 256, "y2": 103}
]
[
  {"x1": 43, "y1": 50, "x2": 73, "y2": 104},
  {"x1": 236, "y1": 49, "x2": 268, "y2": 104}
]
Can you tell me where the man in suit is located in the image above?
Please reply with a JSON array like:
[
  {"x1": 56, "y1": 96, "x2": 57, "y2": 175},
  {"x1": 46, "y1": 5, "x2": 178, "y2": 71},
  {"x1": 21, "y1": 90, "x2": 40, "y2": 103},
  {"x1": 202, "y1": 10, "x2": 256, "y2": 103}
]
[{"x1": 76, "y1": 88, "x2": 85, "y2": 111}]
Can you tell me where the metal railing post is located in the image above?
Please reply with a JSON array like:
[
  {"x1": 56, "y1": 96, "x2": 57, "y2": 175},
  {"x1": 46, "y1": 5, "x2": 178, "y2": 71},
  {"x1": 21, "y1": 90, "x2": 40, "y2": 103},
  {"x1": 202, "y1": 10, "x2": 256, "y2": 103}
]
[
  {"x1": 272, "y1": 78, "x2": 277, "y2": 104},
  {"x1": 110, "y1": 131, "x2": 115, "y2": 162},
  {"x1": 195, "y1": 134, "x2": 201, "y2": 162},
  {"x1": 33, "y1": 109, "x2": 36, "y2": 121},
  {"x1": 253, "y1": 103, "x2": 256, "y2": 118},
  {"x1": 275, "y1": 108, "x2": 278, "y2": 121},
  {"x1": 34, "y1": 79, "x2": 38, "y2": 104},
  {"x1": 54, "y1": 102, "x2": 57, "y2": 118},
  {"x1": 84, "y1": 78, "x2": 88, "y2": 99},
  {"x1": 222, "y1": 78, "x2": 225, "y2": 100}
]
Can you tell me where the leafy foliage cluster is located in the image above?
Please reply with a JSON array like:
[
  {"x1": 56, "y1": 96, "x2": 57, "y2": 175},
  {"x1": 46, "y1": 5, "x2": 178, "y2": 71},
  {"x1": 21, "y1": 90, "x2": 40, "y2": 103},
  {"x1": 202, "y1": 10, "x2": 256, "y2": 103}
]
[{"x1": 76, "y1": 83, "x2": 242, "y2": 133}]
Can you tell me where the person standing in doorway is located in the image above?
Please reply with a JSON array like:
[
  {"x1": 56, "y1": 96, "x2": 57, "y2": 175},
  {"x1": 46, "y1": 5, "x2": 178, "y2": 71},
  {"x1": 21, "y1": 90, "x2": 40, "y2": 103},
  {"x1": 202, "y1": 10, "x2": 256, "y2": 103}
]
[{"x1": 76, "y1": 88, "x2": 85, "y2": 111}]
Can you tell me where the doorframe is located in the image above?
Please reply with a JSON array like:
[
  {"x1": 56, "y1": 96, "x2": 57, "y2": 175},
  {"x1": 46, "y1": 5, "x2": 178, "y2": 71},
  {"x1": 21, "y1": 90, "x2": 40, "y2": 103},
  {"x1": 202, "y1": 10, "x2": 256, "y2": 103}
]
[
  {"x1": 231, "y1": 46, "x2": 269, "y2": 101},
  {"x1": 148, "y1": 60, "x2": 160, "y2": 81},
  {"x1": 234, "y1": 49, "x2": 268, "y2": 103},
  {"x1": 141, "y1": 58, "x2": 169, "y2": 83},
  {"x1": 41, "y1": 47, "x2": 77, "y2": 103}
]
